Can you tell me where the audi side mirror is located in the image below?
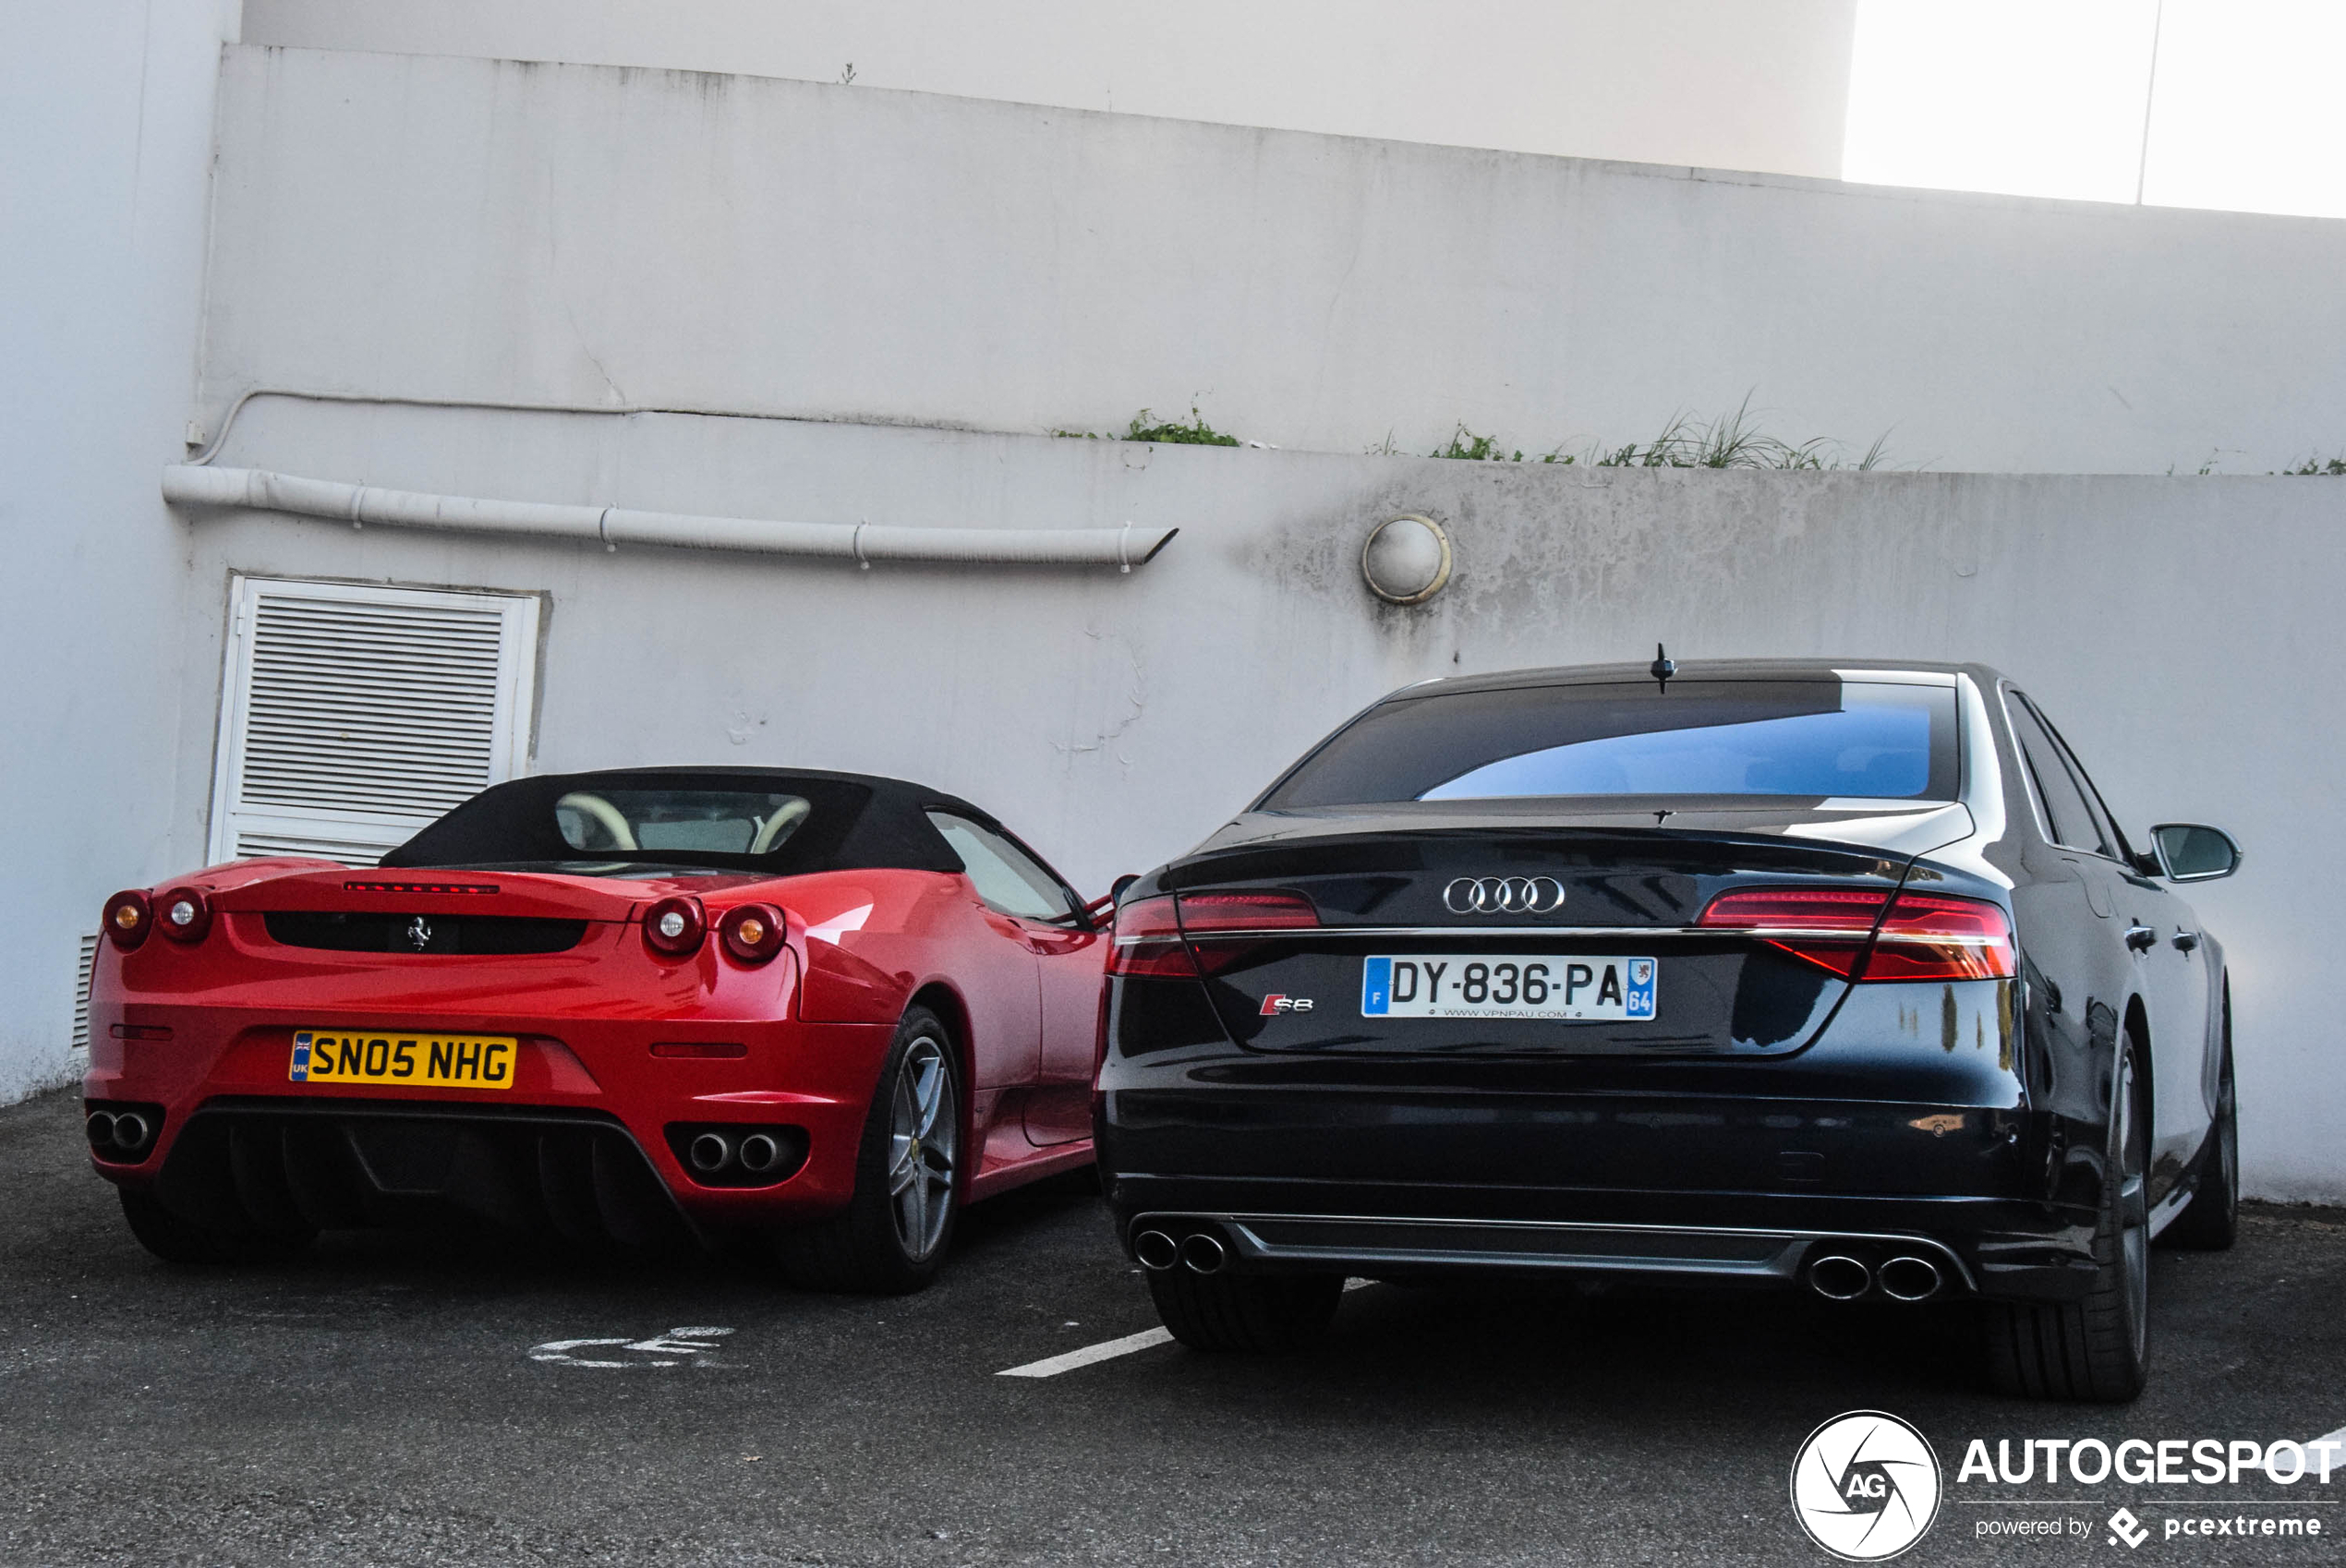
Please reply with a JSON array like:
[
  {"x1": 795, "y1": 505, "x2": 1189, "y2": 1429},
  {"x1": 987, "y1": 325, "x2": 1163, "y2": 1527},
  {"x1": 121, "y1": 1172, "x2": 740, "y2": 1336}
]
[{"x1": 2147, "y1": 824, "x2": 2242, "y2": 883}]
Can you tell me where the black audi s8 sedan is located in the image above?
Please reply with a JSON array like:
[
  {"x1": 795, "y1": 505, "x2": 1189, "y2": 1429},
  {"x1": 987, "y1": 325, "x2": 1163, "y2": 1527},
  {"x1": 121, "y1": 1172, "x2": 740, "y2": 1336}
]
[{"x1": 1095, "y1": 659, "x2": 2241, "y2": 1401}]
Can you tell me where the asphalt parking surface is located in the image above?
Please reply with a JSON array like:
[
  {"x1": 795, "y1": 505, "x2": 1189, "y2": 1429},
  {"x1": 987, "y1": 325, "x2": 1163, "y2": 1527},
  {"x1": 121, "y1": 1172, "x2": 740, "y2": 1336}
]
[{"x1": 3, "y1": 1087, "x2": 2341, "y2": 1568}]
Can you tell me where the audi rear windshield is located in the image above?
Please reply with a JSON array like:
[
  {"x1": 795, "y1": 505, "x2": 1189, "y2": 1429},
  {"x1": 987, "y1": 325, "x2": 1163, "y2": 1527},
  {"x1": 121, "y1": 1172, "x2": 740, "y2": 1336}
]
[{"x1": 1256, "y1": 679, "x2": 1959, "y2": 809}]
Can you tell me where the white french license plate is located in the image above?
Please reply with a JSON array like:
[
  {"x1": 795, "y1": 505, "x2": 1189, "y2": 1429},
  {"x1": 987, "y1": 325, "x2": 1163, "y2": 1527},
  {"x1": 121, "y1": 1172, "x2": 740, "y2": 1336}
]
[{"x1": 1360, "y1": 955, "x2": 1657, "y2": 1021}]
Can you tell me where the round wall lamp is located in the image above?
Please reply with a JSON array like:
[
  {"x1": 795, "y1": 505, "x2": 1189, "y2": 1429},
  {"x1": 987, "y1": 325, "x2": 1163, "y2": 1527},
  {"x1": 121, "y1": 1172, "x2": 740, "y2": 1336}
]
[{"x1": 1361, "y1": 514, "x2": 1453, "y2": 605}]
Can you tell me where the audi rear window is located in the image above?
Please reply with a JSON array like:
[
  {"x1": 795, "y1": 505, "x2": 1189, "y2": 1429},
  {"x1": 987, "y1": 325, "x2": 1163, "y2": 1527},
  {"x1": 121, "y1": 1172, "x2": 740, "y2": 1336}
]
[{"x1": 1258, "y1": 680, "x2": 1959, "y2": 809}]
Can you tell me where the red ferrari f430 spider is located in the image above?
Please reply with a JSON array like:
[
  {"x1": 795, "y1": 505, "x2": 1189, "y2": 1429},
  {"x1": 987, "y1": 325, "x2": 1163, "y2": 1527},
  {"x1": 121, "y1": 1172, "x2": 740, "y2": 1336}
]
[{"x1": 83, "y1": 769, "x2": 1107, "y2": 1292}]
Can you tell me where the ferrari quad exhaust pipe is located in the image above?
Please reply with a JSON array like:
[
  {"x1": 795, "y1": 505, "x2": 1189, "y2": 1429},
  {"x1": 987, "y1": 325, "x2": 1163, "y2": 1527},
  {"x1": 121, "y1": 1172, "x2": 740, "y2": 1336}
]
[
  {"x1": 1179, "y1": 1232, "x2": 1227, "y2": 1275},
  {"x1": 687, "y1": 1132, "x2": 732, "y2": 1174},
  {"x1": 1808, "y1": 1254, "x2": 1871, "y2": 1301},
  {"x1": 737, "y1": 1133, "x2": 784, "y2": 1175},
  {"x1": 86, "y1": 1111, "x2": 116, "y2": 1149},
  {"x1": 1878, "y1": 1256, "x2": 1943, "y2": 1302},
  {"x1": 1132, "y1": 1230, "x2": 1179, "y2": 1271}
]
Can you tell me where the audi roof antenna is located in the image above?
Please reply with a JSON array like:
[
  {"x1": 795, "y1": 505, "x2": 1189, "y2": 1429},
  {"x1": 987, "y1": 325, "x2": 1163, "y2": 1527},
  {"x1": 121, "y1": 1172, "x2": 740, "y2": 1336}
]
[{"x1": 1651, "y1": 643, "x2": 1676, "y2": 693}]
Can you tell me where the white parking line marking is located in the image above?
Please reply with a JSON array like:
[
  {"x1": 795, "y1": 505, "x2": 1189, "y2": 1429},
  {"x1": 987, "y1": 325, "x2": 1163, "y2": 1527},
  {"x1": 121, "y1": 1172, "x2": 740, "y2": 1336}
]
[
  {"x1": 996, "y1": 1280, "x2": 1373, "y2": 1378},
  {"x1": 998, "y1": 1326, "x2": 1175, "y2": 1378}
]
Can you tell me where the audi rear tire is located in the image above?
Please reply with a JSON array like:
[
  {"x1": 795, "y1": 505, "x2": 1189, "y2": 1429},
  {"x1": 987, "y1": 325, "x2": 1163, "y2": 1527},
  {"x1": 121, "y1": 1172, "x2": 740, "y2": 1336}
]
[
  {"x1": 1147, "y1": 1269, "x2": 1345, "y2": 1353},
  {"x1": 1981, "y1": 1035, "x2": 2150, "y2": 1402},
  {"x1": 2162, "y1": 1015, "x2": 2238, "y2": 1251}
]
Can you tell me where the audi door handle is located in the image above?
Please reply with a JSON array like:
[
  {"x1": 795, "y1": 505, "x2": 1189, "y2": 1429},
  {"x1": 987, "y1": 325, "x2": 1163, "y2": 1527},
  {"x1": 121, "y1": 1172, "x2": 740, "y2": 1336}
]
[
  {"x1": 2124, "y1": 924, "x2": 2158, "y2": 953},
  {"x1": 2172, "y1": 930, "x2": 2201, "y2": 952}
]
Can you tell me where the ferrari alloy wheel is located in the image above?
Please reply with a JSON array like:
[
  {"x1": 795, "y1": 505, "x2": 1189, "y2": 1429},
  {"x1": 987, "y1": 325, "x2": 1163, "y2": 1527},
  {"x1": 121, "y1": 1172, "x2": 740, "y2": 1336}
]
[
  {"x1": 1146, "y1": 1269, "x2": 1346, "y2": 1354},
  {"x1": 2163, "y1": 1000, "x2": 2238, "y2": 1251},
  {"x1": 776, "y1": 1007, "x2": 962, "y2": 1295},
  {"x1": 1982, "y1": 1034, "x2": 2151, "y2": 1401},
  {"x1": 886, "y1": 1036, "x2": 957, "y2": 1260}
]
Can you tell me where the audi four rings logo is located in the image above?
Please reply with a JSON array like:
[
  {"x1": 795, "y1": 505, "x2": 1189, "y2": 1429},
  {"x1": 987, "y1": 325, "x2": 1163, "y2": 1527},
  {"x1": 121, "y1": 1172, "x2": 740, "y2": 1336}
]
[{"x1": 1443, "y1": 876, "x2": 1566, "y2": 915}]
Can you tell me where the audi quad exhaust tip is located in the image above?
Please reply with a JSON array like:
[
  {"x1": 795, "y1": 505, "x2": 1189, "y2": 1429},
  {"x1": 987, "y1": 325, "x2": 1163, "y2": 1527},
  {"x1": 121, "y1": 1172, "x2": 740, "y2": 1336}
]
[
  {"x1": 1808, "y1": 1254, "x2": 1871, "y2": 1301},
  {"x1": 1878, "y1": 1256, "x2": 1942, "y2": 1302},
  {"x1": 1133, "y1": 1230, "x2": 1179, "y2": 1271},
  {"x1": 1179, "y1": 1232, "x2": 1227, "y2": 1275}
]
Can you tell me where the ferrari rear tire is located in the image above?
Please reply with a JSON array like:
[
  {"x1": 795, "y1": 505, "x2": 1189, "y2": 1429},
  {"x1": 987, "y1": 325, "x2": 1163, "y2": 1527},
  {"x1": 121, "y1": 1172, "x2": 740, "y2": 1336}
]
[
  {"x1": 776, "y1": 1007, "x2": 961, "y2": 1295},
  {"x1": 1981, "y1": 1037, "x2": 2150, "y2": 1402},
  {"x1": 118, "y1": 1188, "x2": 313, "y2": 1265},
  {"x1": 1147, "y1": 1268, "x2": 1345, "y2": 1353},
  {"x1": 2163, "y1": 1024, "x2": 2238, "y2": 1252}
]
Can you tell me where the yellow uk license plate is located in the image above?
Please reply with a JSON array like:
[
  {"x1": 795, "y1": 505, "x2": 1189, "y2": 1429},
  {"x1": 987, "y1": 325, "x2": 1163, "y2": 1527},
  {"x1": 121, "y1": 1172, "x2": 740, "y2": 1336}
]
[{"x1": 290, "y1": 1030, "x2": 518, "y2": 1091}]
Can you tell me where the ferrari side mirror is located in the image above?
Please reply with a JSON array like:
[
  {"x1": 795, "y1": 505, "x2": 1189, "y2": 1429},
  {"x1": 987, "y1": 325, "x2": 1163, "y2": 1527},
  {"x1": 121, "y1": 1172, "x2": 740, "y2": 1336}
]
[
  {"x1": 2146, "y1": 824, "x2": 2242, "y2": 883},
  {"x1": 1110, "y1": 873, "x2": 1140, "y2": 902}
]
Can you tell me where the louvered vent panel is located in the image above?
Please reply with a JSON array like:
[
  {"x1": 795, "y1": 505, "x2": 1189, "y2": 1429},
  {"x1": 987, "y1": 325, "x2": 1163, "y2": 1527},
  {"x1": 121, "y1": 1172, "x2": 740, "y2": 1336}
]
[
  {"x1": 73, "y1": 934, "x2": 98, "y2": 1051},
  {"x1": 233, "y1": 828, "x2": 392, "y2": 867},
  {"x1": 209, "y1": 579, "x2": 539, "y2": 867},
  {"x1": 239, "y1": 596, "x2": 509, "y2": 817}
]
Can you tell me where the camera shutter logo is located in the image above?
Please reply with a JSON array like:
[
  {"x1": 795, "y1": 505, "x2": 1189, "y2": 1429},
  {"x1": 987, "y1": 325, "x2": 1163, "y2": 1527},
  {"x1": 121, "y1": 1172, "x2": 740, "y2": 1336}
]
[
  {"x1": 1789, "y1": 1410, "x2": 1941, "y2": 1561},
  {"x1": 1442, "y1": 876, "x2": 1566, "y2": 915}
]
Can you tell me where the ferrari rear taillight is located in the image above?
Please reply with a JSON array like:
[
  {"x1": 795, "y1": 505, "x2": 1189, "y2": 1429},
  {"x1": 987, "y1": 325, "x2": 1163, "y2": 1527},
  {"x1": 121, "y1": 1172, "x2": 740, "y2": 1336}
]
[
  {"x1": 153, "y1": 887, "x2": 212, "y2": 944},
  {"x1": 1696, "y1": 886, "x2": 2014, "y2": 983},
  {"x1": 1106, "y1": 895, "x2": 1192, "y2": 978},
  {"x1": 718, "y1": 903, "x2": 785, "y2": 964},
  {"x1": 642, "y1": 895, "x2": 707, "y2": 958},
  {"x1": 103, "y1": 890, "x2": 152, "y2": 951}
]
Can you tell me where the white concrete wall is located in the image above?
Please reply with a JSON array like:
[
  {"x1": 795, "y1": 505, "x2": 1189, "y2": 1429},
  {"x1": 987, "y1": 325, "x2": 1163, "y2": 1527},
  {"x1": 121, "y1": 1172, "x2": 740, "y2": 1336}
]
[
  {"x1": 0, "y1": 1, "x2": 242, "y2": 1102},
  {"x1": 177, "y1": 396, "x2": 2346, "y2": 1198},
  {"x1": 237, "y1": 0, "x2": 1858, "y2": 180},
  {"x1": 200, "y1": 45, "x2": 2346, "y2": 479}
]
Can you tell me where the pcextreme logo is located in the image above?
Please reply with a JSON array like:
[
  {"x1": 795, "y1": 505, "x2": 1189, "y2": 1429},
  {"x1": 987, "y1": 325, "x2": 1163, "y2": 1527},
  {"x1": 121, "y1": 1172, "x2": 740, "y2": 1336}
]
[{"x1": 1791, "y1": 1410, "x2": 1944, "y2": 1561}]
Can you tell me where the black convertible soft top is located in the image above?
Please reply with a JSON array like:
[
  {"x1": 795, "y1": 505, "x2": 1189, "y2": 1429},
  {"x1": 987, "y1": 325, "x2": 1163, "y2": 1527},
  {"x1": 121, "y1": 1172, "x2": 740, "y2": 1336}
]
[{"x1": 379, "y1": 766, "x2": 992, "y2": 876}]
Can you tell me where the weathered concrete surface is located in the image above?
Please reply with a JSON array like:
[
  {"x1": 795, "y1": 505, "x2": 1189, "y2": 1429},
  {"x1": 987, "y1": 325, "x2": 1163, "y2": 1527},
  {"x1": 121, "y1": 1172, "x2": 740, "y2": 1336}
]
[
  {"x1": 202, "y1": 44, "x2": 2346, "y2": 474},
  {"x1": 173, "y1": 400, "x2": 2346, "y2": 1195}
]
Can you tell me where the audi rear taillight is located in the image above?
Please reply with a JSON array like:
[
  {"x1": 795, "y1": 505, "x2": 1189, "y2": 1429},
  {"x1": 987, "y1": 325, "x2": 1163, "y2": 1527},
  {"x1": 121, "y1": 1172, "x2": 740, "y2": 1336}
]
[
  {"x1": 1176, "y1": 889, "x2": 1318, "y2": 974},
  {"x1": 717, "y1": 903, "x2": 785, "y2": 965},
  {"x1": 103, "y1": 890, "x2": 152, "y2": 951},
  {"x1": 1106, "y1": 895, "x2": 1191, "y2": 978},
  {"x1": 153, "y1": 887, "x2": 212, "y2": 944},
  {"x1": 1697, "y1": 887, "x2": 2013, "y2": 983},
  {"x1": 1868, "y1": 893, "x2": 2015, "y2": 981},
  {"x1": 642, "y1": 895, "x2": 707, "y2": 958},
  {"x1": 1697, "y1": 887, "x2": 1884, "y2": 979},
  {"x1": 1107, "y1": 889, "x2": 1319, "y2": 979},
  {"x1": 1174, "y1": 891, "x2": 1320, "y2": 933}
]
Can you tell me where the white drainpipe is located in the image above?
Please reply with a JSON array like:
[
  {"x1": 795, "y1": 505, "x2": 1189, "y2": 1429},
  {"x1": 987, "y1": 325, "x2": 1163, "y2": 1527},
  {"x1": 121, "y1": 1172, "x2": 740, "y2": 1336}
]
[{"x1": 161, "y1": 464, "x2": 1177, "y2": 570}]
